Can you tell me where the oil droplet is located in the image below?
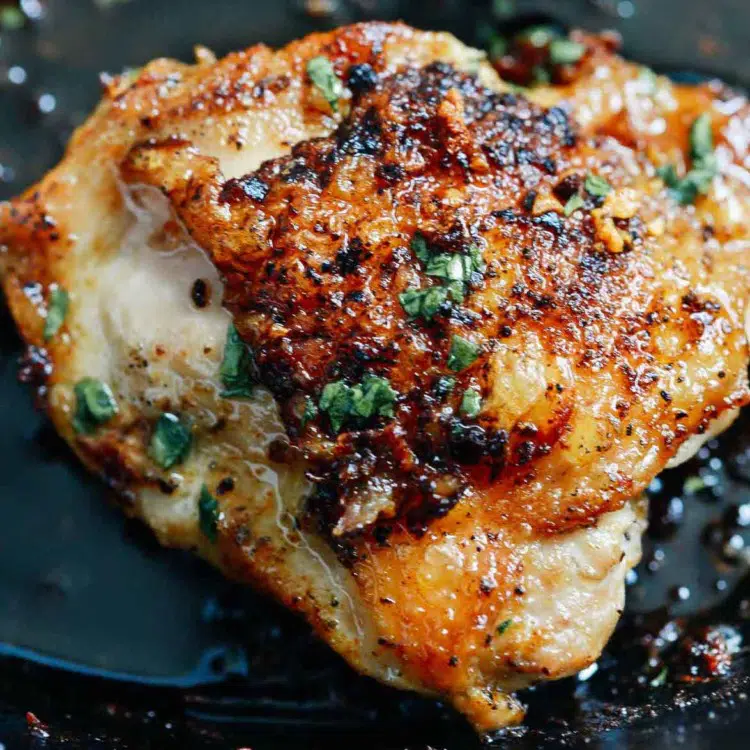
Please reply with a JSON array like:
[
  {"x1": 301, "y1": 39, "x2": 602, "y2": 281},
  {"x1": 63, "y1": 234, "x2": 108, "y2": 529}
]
[
  {"x1": 37, "y1": 92, "x2": 55, "y2": 114},
  {"x1": 671, "y1": 585, "x2": 691, "y2": 602},
  {"x1": 617, "y1": 0, "x2": 635, "y2": 18},
  {"x1": 8, "y1": 65, "x2": 27, "y2": 85},
  {"x1": 20, "y1": 0, "x2": 45, "y2": 21}
]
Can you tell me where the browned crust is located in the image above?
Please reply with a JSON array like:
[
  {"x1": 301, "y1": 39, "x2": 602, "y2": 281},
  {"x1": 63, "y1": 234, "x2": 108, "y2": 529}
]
[{"x1": 122, "y1": 54, "x2": 750, "y2": 540}]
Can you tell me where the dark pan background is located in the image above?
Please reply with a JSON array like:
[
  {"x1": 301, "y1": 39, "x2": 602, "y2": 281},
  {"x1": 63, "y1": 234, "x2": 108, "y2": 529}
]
[{"x1": 2, "y1": 1, "x2": 750, "y2": 748}]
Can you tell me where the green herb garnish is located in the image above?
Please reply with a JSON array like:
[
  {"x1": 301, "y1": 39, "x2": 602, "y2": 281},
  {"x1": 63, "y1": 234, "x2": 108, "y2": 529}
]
[
  {"x1": 149, "y1": 412, "x2": 192, "y2": 469},
  {"x1": 425, "y1": 245, "x2": 486, "y2": 283},
  {"x1": 198, "y1": 485, "x2": 219, "y2": 542},
  {"x1": 447, "y1": 335, "x2": 480, "y2": 372},
  {"x1": 319, "y1": 375, "x2": 398, "y2": 433},
  {"x1": 563, "y1": 193, "x2": 585, "y2": 216},
  {"x1": 649, "y1": 666, "x2": 668, "y2": 688},
  {"x1": 44, "y1": 286, "x2": 69, "y2": 341},
  {"x1": 691, "y1": 112, "x2": 714, "y2": 160},
  {"x1": 307, "y1": 56, "x2": 343, "y2": 113},
  {"x1": 683, "y1": 475, "x2": 708, "y2": 495},
  {"x1": 460, "y1": 388, "x2": 482, "y2": 418},
  {"x1": 496, "y1": 618, "x2": 513, "y2": 635},
  {"x1": 584, "y1": 174, "x2": 612, "y2": 198},
  {"x1": 657, "y1": 114, "x2": 717, "y2": 205},
  {"x1": 219, "y1": 324, "x2": 255, "y2": 399},
  {"x1": 549, "y1": 39, "x2": 586, "y2": 66},
  {"x1": 518, "y1": 25, "x2": 558, "y2": 48},
  {"x1": 301, "y1": 396, "x2": 318, "y2": 427},
  {"x1": 72, "y1": 378, "x2": 118, "y2": 434},
  {"x1": 399, "y1": 286, "x2": 452, "y2": 321},
  {"x1": 410, "y1": 233, "x2": 432, "y2": 263},
  {"x1": 403, "y1": 238, "x2": 485, "y2": 320}
]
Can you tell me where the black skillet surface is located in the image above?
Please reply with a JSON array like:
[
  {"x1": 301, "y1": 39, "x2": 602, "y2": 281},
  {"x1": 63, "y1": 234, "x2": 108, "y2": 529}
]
[{"x1": 2, "y1": 1, "x2": 750, "y2": 748}]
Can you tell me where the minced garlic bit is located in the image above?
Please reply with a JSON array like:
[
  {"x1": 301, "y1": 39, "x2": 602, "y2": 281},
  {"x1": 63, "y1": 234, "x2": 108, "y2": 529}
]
[{"x1": 593, "y1": 188, "x2": 641, "y2": 253}]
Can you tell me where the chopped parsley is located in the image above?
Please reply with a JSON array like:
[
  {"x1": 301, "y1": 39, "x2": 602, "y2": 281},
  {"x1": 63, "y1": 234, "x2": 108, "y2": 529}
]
[
  {"x1": 44, "y1": 286, "x2": 69, "y2": 341},
  {"x1": 198, "y1": 485, "x2": 219, "y2": 542},
  {"x1": 410, "y1": 233, "x2": 431, "y2": 263},
  {"x1": 549, "y1": 39, "x2": 585, "y2": 66},
  {"x1": 447, "y1": 335, "x2": 480, "y2": 372},
  {"x1": 72, "y1": 378, "x2": 118, "y2": 434},
  {"x1": 149, "y1": 412, "x2": 192, "y2": 469},
  {"x1": 563, "y1": 193, "x2": 585, "y2": 216},
  {"x1": 518, "y1": 25, "x2": 558, "y2": 48},
  {"x1": 401, "y1": 235, "x2": 485, "y2": 321},
  {"x1": 219, "y1": 324, "x2": 255, "y2": 399},
  {"x1": 497, "y1": 618, "x2": 513, "y2": 635},
  {"x1": 301, "y1": 396, "x2": 318, "y2": 427},
  {"x1": 460, "y1": 388, "x2": 482, "y2": 418},
  {"x1": 584, "y1": 173, "x2": 612, "y2": 198},
  {"x1": 319, "y1": 375, "x2": 398, "y2": 433},
  {"x1": 649, "y1": 666, "x2": 668, "y2": 688},
  {"x1": 657, "y1": 113, "x2": 717, "y2": 205},
  {"x1": 399, "y1": 286, "x2": 452, "y2": 321},
  {"x1": 691, "y1": 112, "x2": 714, "y2": 160},
  {"x1": 307, "y1": 56, "x2": 343, "y2": 113},
  {"x1": 683, "y1": 475, "x2": 708, "y2": 495},
  {"x1": 425, "y1": 245, "x2": 486, "y2": 283}
]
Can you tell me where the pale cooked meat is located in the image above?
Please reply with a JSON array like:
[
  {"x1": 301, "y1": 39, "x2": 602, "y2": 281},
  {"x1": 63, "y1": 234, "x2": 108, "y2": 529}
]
[{"x1": 1, "y1": 23, "x2": 748, "y2": 732}]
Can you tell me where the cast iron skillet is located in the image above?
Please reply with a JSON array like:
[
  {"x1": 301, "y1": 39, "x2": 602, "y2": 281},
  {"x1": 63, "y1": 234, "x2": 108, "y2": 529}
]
[{"x1": 1, "y1": 1, "x2": 750, "y2": 748}]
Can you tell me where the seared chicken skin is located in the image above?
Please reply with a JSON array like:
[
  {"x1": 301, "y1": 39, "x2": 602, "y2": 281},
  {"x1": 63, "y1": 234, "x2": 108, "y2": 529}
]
[{"x1": 1, "y1": 23, "x2": 749, "y2": 731}]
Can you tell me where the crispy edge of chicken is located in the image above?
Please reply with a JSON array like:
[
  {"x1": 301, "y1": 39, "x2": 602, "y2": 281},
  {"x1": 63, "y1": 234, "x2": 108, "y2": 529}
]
[{"x1": 0, "y1": 23, "x2": 747, "y2": 732}]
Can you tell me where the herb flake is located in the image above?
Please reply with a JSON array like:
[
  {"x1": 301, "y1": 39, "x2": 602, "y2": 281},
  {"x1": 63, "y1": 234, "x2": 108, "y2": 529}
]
[
  {"x1": 307, "y1": 56, "x2": 343, "y2": 113},
  {"x1": 72, "y1": 378, "x2": 118, "y2": 434},
  {"x1": 425, "y1": 245, "x2": 485, "y2": 283},
  {"x1": 220, "y1": 324, "x2": 255, "y2": 399},
  {"x1": 149, "y1": 412, "x2": 192, "y2": 469},
  {"x1": 690, "y1": 112, "x2": 714, "y2": 162},
  {"x1": 460, "y1": 388, "x2": 482, "y2": 418},
  {"x1": 658, "y1": 114, "x2": 717, "y2": 205},
  {"x1": 549, "y1": 39, "x2": 585, "y2": 66},
  {"x1": 447, "y1": 335, "x2": 480, "y2": 372},
  {"x1": 319, "y1": 375, "x2": 398, "y2": 433},
  {"x1": 405, "y1": 237, "x2": 486, "y2": 320},
  {"x1": 410, "y1": 233, "x2": 431, "y2": 263},
  {"x1": 563, "y1": 193, "x2": 585, "y2": 216},
  {"x1": 198, "y1": 485, "x2": 219, "y2": 542},
  {"x1": 399, "y1": 285, "x2": 451, "y2": 321},
  {"x1": 518, "y1": 25, "x2": 558, "y2": 48},
  {"x1": 497, "y1": 618, "x2": 513, "y2": 635},
  {"x1": 301, "y1": 397, "x2": 318, "y2": 427},
  {"x1": 649, "y1": 666, "x2": 668, "y2": 688},
  {"x1": 584, "y1": 174, "x2": 612, "y2": 198},
  {"x1": 44, "y1": 286, "x2": 69, "y2": 341}
]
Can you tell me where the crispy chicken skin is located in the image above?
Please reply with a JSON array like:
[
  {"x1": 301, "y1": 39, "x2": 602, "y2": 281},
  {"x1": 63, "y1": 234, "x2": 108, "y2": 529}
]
[{"x1": 1, "y1": 23, "x2": 749, "y2": 732}]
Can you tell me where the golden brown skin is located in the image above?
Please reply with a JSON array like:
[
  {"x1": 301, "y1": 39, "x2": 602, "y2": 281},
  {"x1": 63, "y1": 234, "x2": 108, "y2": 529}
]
[
  {"x1": 123, "y1": 44, "x2": 750, "y2": 540},
  {"x1": 1, "y1": 23, "x2": 749, "y2": 732}
]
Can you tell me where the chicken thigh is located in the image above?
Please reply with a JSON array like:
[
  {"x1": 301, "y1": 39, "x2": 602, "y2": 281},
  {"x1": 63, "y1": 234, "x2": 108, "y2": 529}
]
[{"x1": 1, "y1": 23, "x2": 749, "y2": 732}]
